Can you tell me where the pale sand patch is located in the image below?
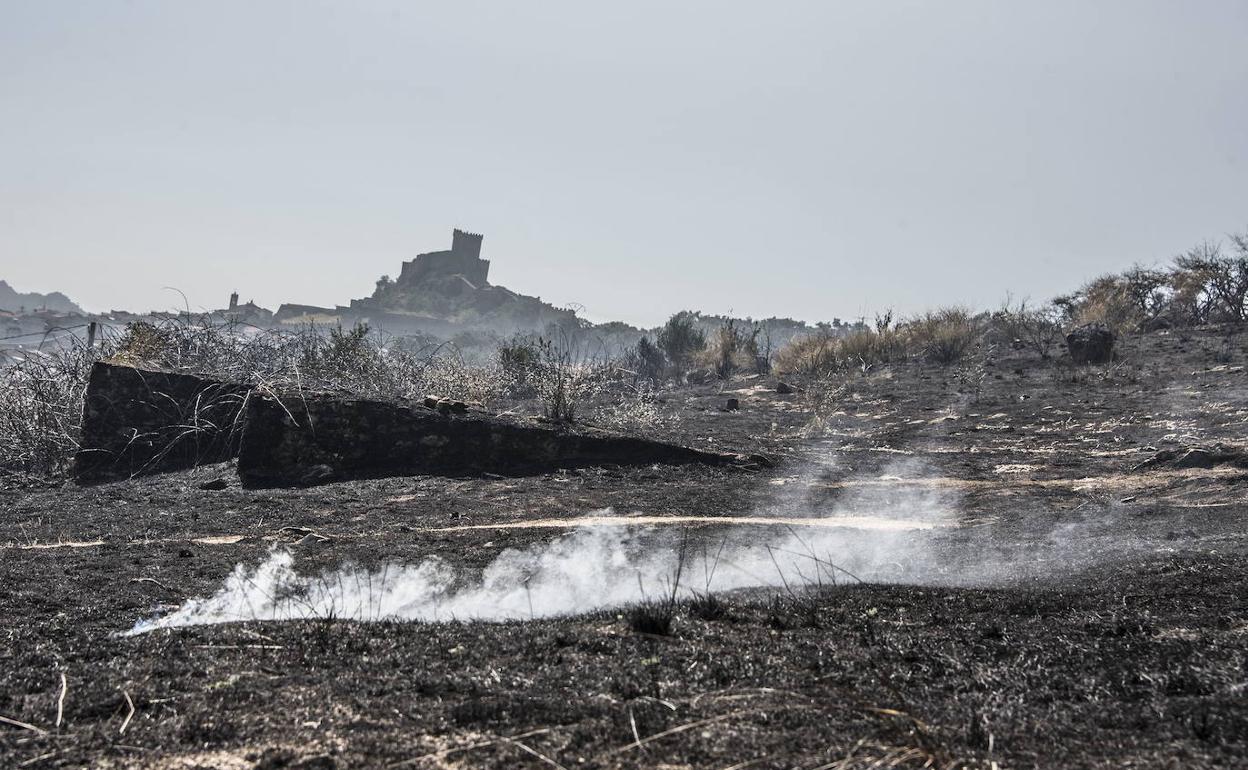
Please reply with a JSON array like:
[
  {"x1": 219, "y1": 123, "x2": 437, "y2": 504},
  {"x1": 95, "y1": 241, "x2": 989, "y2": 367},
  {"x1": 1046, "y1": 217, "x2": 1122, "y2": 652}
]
[
  {"x1": 427, "y1": 514, "x2": 944, "y2": 533},
  {"x1": 10, "y1": 534, "x2": 246, "y2": 551},
  {"x1": 993, "y1": 464, "x2": 1038, "y2": 474},
  {"x1": 14, "y1": 539, "x2": 106, "y2": 550},
  {"x1": 192, "y1": 534, "x2": 247, "y2": 545}
]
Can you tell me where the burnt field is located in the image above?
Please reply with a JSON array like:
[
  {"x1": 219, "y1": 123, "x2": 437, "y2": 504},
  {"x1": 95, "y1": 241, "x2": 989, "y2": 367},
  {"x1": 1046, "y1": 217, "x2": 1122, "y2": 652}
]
[{"x1": 2, "y1": 326, "x2": 1247, "y2": 769}]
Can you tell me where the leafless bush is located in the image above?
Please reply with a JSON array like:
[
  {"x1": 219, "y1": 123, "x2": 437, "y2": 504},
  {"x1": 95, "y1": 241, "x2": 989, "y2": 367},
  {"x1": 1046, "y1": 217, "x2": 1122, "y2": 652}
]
[
  {"x1": 995, "y1": 299, "x2": 1064, "y2": 359},
  {"x1": 1174, "y1": 236, "x2": 1248, "y2": 322},
  {"x1": 528, "y1": 334, "x2": 609, "y2": 423},
  {"x1": 798, "y1": 373, "x2": 852, "y2": 437},
  {"x1": 954, "y1": 343, "x2": 994, "y2": 403},
  {"x1": 0, "y1": 340, "x2": 102, "y2": 475},
  {"x1": 1051, "y1": 227, "x2": 1248, "y2": 330},
  {"x1": 592, "y1": 381, "x2": 677, "y2": 435}
]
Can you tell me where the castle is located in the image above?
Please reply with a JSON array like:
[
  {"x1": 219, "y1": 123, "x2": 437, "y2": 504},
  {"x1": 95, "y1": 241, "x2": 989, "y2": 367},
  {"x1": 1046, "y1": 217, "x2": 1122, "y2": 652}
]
[
  {"x1": 397, "y1": 229, "x2": 490, "y2": 288},
  {"x1": 275, "y1": 227, "x2": 578, "y2": 334}
]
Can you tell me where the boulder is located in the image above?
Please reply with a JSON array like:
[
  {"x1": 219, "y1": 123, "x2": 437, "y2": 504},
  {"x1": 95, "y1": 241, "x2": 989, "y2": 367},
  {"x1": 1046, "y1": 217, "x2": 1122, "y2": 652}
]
[
  {"x1": 237, "y1": 392, "x2": 767, "y2": 487},
  {"x1": 1065, "y1": 324, "x2": 1115, "y2": 365},
  {"x1": 74, "y1": 361, "x2": 250, "y2": 481}
]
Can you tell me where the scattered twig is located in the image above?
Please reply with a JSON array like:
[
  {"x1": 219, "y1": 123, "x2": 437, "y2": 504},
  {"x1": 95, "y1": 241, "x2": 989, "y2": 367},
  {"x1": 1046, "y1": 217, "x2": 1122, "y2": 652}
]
[
  {"x1": 119, "y1": 690, "x2": 135, "y2": 735},
  {"x1": 628, "y1": 707, "x2": 643, "y2": 753},
  {"x1": 17, "y1": 751, "x2": 58, "y2": 768},
  {"x1": 601, "y1": 710, "x2": 754, "y2": 756},
  {"x1": 0, "y1": 714, "x2": 46, "y2": 734},
  {"x1": 55, "y1": 672, "x2": 67, "y2": 729},
  {"x1": 387, "y1": 727, "x2": 554, "y2": 768},
  {"x1": 501, "y1": 737, "x2": 568, "y2": 770},
  {"x1": 130, "y1": 577, "x2": 182, "y2": 595}
]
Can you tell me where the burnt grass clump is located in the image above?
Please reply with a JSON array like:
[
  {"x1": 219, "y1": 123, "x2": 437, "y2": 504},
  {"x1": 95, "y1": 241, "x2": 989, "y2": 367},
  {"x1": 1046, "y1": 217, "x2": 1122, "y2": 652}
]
[
  {"x1": 627, "y1": 599, "x2": 678, "y2": 636},
  {"x1": 1, "y1": 325, "x2": 1247, "y2": 767}
]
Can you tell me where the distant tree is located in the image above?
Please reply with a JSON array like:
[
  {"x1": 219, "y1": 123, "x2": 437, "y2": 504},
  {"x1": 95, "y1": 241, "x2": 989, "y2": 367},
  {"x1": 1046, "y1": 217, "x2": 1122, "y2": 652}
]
[{"x1": 656, "y1": 311, "x2": 706, "y2": 371}]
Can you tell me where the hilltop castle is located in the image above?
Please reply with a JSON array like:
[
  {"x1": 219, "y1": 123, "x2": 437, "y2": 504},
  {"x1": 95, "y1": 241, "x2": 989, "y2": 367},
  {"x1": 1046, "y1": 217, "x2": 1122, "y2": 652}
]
[
  {"x1": 274, "y1": 227, "x2": 578, "y2": 335},
  {"x1": 397, "y1": 229, "x2": 490, "y2": 288}
]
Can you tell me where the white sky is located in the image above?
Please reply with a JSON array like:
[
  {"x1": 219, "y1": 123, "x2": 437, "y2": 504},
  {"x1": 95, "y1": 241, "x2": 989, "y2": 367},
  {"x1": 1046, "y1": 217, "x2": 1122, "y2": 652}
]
[{"x1": 2, "y1": 1, "x2": 1245, "y2": 326}]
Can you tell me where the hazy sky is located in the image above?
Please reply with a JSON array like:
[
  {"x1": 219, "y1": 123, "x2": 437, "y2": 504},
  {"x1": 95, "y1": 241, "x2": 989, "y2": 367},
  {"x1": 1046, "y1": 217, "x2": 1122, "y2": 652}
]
[{"x1": 2, "y1": 1, "x2": 1245, "y2": 327}]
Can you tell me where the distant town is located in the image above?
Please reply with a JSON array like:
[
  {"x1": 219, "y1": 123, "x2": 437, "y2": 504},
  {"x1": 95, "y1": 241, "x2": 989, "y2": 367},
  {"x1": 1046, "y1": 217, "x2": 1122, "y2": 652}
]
[{"x1": 1, "y1": 229, "x2": 839, "y2": 359}]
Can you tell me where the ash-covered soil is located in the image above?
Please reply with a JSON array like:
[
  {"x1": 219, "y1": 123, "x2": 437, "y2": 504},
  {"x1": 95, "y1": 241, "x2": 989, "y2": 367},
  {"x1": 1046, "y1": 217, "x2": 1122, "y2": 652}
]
[{"x1": 2, "y1": 326, "x2": 1247, "y2": 768}]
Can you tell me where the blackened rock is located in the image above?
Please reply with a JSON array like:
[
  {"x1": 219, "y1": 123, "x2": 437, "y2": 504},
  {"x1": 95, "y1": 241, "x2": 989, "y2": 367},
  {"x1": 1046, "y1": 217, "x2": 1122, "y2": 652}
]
[
  {"x1": 1172, "y1": 448, "x2": 1219, "y2": 469},
  {"x1": 1065, "y1": 324, "x2": 1115, "y2": 365},
  {"x1": 1131, "y1": 443, "x2": 1247, "y2": 472},
  {"x1": 198, "y1": 478, "x2": 229, "y2": 491}
]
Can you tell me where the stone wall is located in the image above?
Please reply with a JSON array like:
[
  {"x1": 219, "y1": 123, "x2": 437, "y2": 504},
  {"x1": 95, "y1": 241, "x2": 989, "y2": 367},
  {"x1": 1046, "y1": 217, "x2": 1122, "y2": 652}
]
[
  {"x1": 74, "y1": 362, "x2": 763, "y2": 486},
  {"x1": 74, "y1": 362, "x2": 251, "y2": 481},
  {"x1": 237, "y1": 392, "x2": 751, "y2": 487},
  {"x1": 398, "y1": 249, "x2": 490, "y2": 288}
]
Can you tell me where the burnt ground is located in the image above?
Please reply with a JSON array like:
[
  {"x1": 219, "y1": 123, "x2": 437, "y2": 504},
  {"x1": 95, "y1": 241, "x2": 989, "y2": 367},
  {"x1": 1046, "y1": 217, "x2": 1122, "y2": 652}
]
[{"x1": 2, "y1": 325, "x2": 1247, "y2": 769}]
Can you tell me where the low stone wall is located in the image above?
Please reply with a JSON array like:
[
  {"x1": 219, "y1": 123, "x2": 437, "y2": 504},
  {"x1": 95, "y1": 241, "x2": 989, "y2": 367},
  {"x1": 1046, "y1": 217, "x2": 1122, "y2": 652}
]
[
  {"x1": 74, "y1": 362, "x2": 763, "y2": 485},
  {"x1": 74, "y1": 361, "x2": 251, "y2": 481},
  {"x1": 237, "y1": 392, "x2": 755, "y2": 487}
]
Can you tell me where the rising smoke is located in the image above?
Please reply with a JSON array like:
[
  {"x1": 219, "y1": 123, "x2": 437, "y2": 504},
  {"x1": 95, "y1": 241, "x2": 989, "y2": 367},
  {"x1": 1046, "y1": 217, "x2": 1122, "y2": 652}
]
[
  {"x1": 126, "y1": 456, "x2": 1152, "y2": 635},
  {"x1": 128, "y1": 459, "x2": 966, "y2": 634}
]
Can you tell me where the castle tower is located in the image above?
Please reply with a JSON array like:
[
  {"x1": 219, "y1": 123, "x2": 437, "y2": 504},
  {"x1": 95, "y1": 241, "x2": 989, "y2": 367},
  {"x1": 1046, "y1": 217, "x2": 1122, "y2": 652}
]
[
  {"x1": 451, "y1": 229, "x2": 483, "y2": 259},
  {"x1": 229, "y1": 292, "x2": 239, "y2": 311}
]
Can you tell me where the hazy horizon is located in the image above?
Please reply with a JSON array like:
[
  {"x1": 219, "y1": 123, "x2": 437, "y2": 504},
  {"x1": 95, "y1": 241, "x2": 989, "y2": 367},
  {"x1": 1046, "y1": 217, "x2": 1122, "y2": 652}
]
[{"x1": 3, "y1": 1, "x2": 1246, "y2": 327}]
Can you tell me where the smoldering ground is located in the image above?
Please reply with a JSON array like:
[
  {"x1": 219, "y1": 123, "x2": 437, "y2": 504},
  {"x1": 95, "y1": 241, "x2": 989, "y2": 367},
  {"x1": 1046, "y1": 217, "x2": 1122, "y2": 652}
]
[{"x1": 126, "y1": 457, "x2": 1177, "y2": 634}]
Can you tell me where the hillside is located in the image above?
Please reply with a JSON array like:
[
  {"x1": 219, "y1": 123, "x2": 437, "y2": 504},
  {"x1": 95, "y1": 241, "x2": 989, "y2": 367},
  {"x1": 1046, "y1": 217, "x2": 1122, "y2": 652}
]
[{"x1": 0, "y1": 280, "x2": 83, "y2": 314}]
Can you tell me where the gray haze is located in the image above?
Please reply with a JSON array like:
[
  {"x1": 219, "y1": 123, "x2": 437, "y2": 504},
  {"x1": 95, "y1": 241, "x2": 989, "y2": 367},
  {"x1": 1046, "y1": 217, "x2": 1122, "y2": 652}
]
[{"x1": 2, "y1": 1, "x2": 1245, "y2": 326}]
